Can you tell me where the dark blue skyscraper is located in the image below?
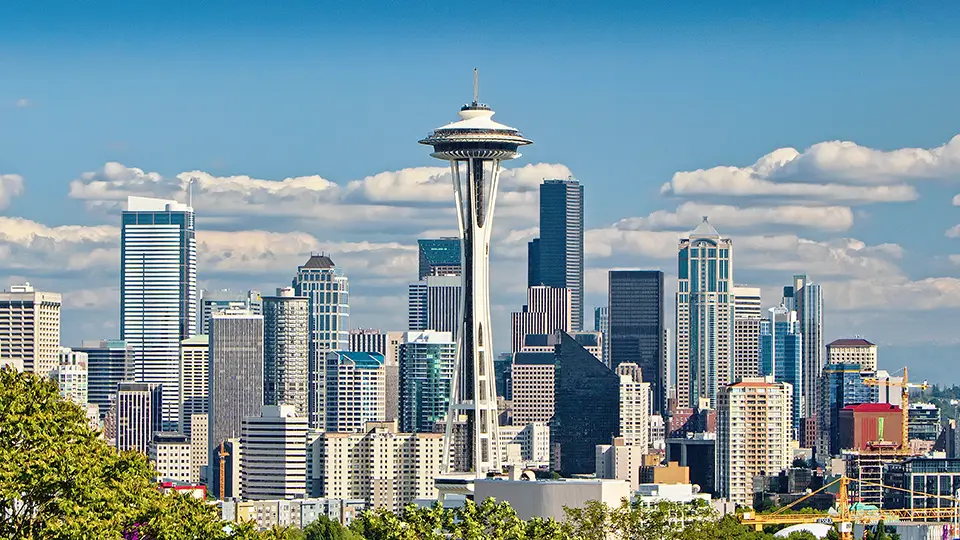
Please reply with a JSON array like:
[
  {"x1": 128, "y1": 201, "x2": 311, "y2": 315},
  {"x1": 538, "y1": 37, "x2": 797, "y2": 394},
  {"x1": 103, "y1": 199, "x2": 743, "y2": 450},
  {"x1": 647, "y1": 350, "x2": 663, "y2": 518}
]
[
  {"x1": 537, "y1": 179, "x2": 584, "y2": 330},
  {"x1": 527, "y1": 238, "x2": 541, "y2": 287},
  {"x1": 417, "y1": 238, "x2": 461, "y2": 280},
  {"x1": 608, "y1": 270, "x2": 664, "y2": 413}
]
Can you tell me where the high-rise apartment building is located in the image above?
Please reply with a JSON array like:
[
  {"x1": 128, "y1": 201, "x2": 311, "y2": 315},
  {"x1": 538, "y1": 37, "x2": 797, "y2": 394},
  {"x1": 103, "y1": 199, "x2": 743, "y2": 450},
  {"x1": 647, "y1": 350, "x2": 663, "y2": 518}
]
[
  {"x1": 292, "y1": 254, "x2": 349, "y2": 429},
  {"x1": 53, "y1": 347, "x2": 89, "y2": 406},
  {"x1": 121, "y1": 196, "x2": 197, "y2": 431},
  {"x1": 594, "y1": 307, "x2": 610, "y2": 367},
  {"x1": 717, "y1": 378, "x2": 792, "y2": 507},
  {"x1": 417, "y1": 238, "x2": 462, "y2": 280},
  {"x1": 116, "y1": 382, "x2": 161, "y2": 455},
  {"x1": 0, "y1": 283, "x2": 61, "y2": 375},
  {"x1": 199, "y1": 289, "x2": 262, "y2": 336},
  {"x1": 510, "y1": 351, "x2": 556, "y2": 426},
  {"x1": 510, "y1": 286, "x2": 571, "y2": 352},
  {"x1": 676, "y1": 218, "x2": 734, "y2": 408},
  {"x1": 732, "y1": 286, "x2": 762, "y2": 383},
  {"x1": 407, "y1": 275, "x2": 461, "y2": 335},
  {"x1": 348, "y1": 329, "x2": 403, "y2": 422},
  {"x1": 179, "y1": 335, "x2": 209, "y2": 438},
  {"x1": 617, "y1": 363, "x2": 650, "y2": 449},
  {"x1": 827, "y1": 338, "x2": 877, "y2": 372},
  {"x1": 608, "y1": 270, "x2": 664, "y2": 413},
  {"x1": 536, "y1": 179, "x2": 584, "y2": 330},
  {"x1": 398, "y1": 331, "x2": 455, "y2": 433},
  {"x1": 75, "y1": 339, "x2": 134, "y2": 421},
  {"x1": 241, "y1": 404, "x2": 309, "y2": 500},
  {"x1": 310, "y1": 421, "x2": 445, "y2": 512},
  {"x1": 784, "y1": 275, "x2": 823, "y2": 420},
  {"x1": 262, "y1": 288, "x2": 310, "y2": 418},
  {"x1": 324, "y1": 351, "x2": 386, "y2": 433},
  {"x1": 208, "y1": 308, "x2": 264, "y2": 497},
  {"x1": 760, "y1": 306, "x2": 803, "y2": 434}
]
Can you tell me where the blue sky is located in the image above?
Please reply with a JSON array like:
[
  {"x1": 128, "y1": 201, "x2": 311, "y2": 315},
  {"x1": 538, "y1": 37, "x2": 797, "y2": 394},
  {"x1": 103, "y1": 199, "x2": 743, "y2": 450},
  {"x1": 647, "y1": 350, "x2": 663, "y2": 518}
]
[{"x1": 3, "y1": 2, "x2": 960, "y2": 382}]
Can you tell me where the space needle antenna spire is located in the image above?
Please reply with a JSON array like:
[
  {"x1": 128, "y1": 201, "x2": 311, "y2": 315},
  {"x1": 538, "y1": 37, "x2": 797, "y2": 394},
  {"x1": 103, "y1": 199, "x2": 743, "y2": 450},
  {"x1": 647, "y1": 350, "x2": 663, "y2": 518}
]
[{"x1": 473, "y1": 68, "x2": 479, "y2": 105}]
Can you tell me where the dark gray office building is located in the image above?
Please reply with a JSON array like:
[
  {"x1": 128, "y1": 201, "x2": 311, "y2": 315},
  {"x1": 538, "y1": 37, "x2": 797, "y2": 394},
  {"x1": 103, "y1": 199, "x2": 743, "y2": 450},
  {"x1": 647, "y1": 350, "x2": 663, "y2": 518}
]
[
  {"x1": 608, "y1": 270, "x2": 665, "y2": 413},
  {"x1": 527, "y1": 238, "x2": 540, "y2": 288},
  {"x1": 535, "y1": 179, "x2": 584, "y2": 330}
]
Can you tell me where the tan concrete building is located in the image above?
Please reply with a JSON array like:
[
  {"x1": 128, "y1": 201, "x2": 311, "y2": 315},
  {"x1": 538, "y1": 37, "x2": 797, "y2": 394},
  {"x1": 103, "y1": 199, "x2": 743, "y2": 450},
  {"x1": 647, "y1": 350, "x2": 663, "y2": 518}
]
[
  {"x1": 150, "y1": 432, "x2": 193, "y2": 483},
  {"x1": 618, "y1": 363, "x2": 650, "y2": 449},
  {"x1": 0, "y1": 283, "x2": 61, "y2": 375},
  {"x1": 310, "y1": 421, "x2": 445, "y2": 512},
  {"x1": 510, "y1": 352, "x2": 555, "y2": 425},
  {"x1": 596, "y1": 437, "x2": 648, "y2": 490},
  {"x1": 827, "y1": 338, "x2": 877, "y2": 371},
  {"x1": 189, "y1": 413, "x2": 208, "y2": 484},
  {"x1": 717, "y1": 377, "x2": 792, "y2": 507}
]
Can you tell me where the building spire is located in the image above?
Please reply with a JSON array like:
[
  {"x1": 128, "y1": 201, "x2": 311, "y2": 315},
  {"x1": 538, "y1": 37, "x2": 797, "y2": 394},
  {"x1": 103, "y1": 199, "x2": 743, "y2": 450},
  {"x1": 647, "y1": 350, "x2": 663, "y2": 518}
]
[{"x1": 473, "y1": 68, "x2": 479, "y2": 105}]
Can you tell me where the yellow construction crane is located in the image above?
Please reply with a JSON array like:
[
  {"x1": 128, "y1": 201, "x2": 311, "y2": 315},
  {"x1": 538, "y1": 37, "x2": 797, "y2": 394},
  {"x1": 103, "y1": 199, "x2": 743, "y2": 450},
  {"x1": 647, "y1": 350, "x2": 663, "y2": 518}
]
[
  {"x1": 741, "y1": 474, "x2": 960, "y2": 540},
  {"x1": 218, "y1": 442, "x2": 229, "y2": 500},
  {"x1": 863, "y1": 367, "x2": 929, "y2": 452}
]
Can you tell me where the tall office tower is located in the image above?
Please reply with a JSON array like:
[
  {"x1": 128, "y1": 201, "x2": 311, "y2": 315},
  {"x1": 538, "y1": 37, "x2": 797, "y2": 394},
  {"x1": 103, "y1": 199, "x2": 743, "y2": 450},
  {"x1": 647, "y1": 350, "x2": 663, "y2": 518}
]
[
  {"x1": 52, "y1": 348, "x2": 89, "y2": 406},
  {"x1": 241, "y1": 404, "x2": 309, "y2": 500},
  {"x1": 784, "y1": 275, "x2": 823, "y2": 420},
  {"x1": 818, "y1": 363, "x2": 879, "y2": 457},
  {"x1": 75, "y1": 340, "x2": 134, "y2": 421},
  {"x1": 510, "y1": 351, "x2": 556, "y2": 425},
  {"x1": 510, "y1": 285, "x2": 572, "y2": 352},
  {"x1": 551, "y1": 332, "x2": 620, "y2": 475},
  {"x1": 608, "y1": 270, "x2": 665, "y2": 414},
  {"x1": 189, "y1": 413, "x2": 208, "y2": 484},
  {"x1": 208, "y1": 308, "x2": 264, "y2": 498},
  {"x1": 0, "y1": 283, "x2": 61, "y2": 374},
  {"x1": 324, "y1": 351, "x2": 386, "y2": 433},
  {"x1": 348, "y1": 329, "x2": 403, "y2": 422},
  {"x1": 149, "y1": 432, "x2": 193, "y2": 483},
  {"x1": 398, "y1": 331, "x2": 455, "y2": 433},
  {"x1": 418, "y1": 238, "x2": 462, "y2": 280},
  {"x1": 594, "y1": 307, "x2": 610, "y2": 367},
  {"x1": 310, "y1": 421, "x2": 446, "y2": 511},
  {"x1": 199, "y1": 289, "x2": 262, "y2": 335},
  {"x1": 717, "y1": 378, "x2": 792, "y2": 507},
  {"x1": 116, "y1": 382, "x2": 161, "y2": 455},
  {"x1": 420, "y1": 77, "x2": 531, "y2": 476},
  {"x1": 676, "y1": 218, "x2": 734, "y2": 408},
  {"x1": 292, "y1": 254, "x2": 350, "y2": 429},
  {"x1": 732, "y1": 286, "x2": 762, "y2": 383},
  {"x1": 760, "y1": 306, "x2": 803, "y2": 435},
  {"x1": 349, "y1": 328, "x2": 387, "y2": 354},
  {"x1": 617, "y1": 363, "x2": 650, "y2": 449},
  {"x1": 519, "y1": 331, "x2": 602, "y2": 362},
  {"x1": 661, "y1": 328, "x2": 673, "y2": 408},
  {"x1": 407, "y1": 275, "x2": 461, "y2": 335},
  {"x1": 179, "y1": 335, "x2": 209, "y2": 438},
  {"x1": 262, "y1": 288, "x2": 309, "y2": 418},
  {"x1": 527, "y1": 238, "x2": 541, "y2": 287},
  {"x1": 827, "y1": 338, "x2": 877, "y2": 372},
  {"x1": 121, "y1": 196, "x2": 197, "y2": 431},
  {"x1": 538, "y1": 179, "x2": 584, "y2": 331}
]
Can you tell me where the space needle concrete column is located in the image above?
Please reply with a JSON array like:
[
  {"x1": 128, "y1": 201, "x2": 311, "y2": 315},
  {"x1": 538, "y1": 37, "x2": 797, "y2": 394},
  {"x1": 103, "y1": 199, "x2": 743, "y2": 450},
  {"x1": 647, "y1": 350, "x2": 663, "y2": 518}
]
[{"x1": 420, "y1": 71, "x2": 532, "y2": 476}]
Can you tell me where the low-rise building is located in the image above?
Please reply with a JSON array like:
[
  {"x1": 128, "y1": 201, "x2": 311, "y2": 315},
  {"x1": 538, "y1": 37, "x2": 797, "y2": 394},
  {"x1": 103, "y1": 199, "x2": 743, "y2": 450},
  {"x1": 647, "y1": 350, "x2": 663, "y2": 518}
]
[
  {"x1": 499, "y1": 423, "x2": 550, "y2": 467},
  {"x1": 149, "y1": 432, "x2": 193, "y2": 483},
  {"x1": 221, "y1": 498, "x2": 366, "y2": 530},
  {"x1": 473, "y1": 478, "x2": 631, "y2": 522}
]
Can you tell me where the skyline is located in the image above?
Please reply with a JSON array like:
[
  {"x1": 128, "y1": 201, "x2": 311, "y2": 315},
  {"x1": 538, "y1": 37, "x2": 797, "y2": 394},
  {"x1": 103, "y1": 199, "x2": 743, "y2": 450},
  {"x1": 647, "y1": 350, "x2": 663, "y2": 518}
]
[{"x1": 4, "y1": 3, "x2": 960, "y2": 382}]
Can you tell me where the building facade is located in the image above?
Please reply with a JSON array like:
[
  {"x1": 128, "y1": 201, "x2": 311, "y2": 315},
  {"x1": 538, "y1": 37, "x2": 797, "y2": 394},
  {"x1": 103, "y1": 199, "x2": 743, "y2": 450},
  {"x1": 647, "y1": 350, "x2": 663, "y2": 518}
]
[
  {"x1": 594, "y1": 306, "x2": 610, "y2": 367},
  {"x1": 417, "y1": 238, "x2": 461, "y2": 280},
  {"x1": 149, "y1": 432, "x2": 193, "y2": 483},
  {"x1": 199, "y1": 289, "x2": 261, "y2": 336},
  {"x1": 75, "y1": 339, "x2": 133, "y2": 421},
  {"x1": 116, "y1": 382, "x2": 160, "y2": 455},
  {"x1": 760, "y1": 306, "x2": 803, "y2": 434},
  {"x1": 608, "y1": 270, "x2": 664, "y2": 413},
  {"x1": 732, "y1": 286, "x2": 761, "y2": 383},
  {"x1": 0, "y1": 283, "x2": 61, "y2": 375},
  {"x1": 262, "y1": 288, "x2": 310, "y2": 418},
  {"x1": 676, "y1": 218, "x2": 733, "y2": 409},
  {"x1": 179, "y1": 335, "x2": 209, "y2": 438},
  {"x1": 511, "y1": 286, "x2": 572, "y2": 352},
  {"x1": 511, "y1": 351, "x2": 556, "y2": 426},
  {"x1": 398, "y1": 331, "x2": 455, "y2": 433},
  {"x1": 324, "y1": 351, "x2": 386, "y2": 433},
  {"x1": 818, "y1": 363, "x2": 879, "y2": 458},
  {"x1": 784, "y1": 275, "x2": 823, "y2": 420},
  {"x1": 617, "y1": 363, "x2": 650, "y2": 449},
  {"x1": 536, "y1": 179, "x2": 584, "y2": 330},
  {"x1": 53, "y1": 347, "x2": 89, "y2": 406},
  {"x1": 827, "y1": 338, "x2": 877, "y2": 371},
  {"x1": 241, "y1": 404, "x2": 309, "y2": 500},
  {"x1": 407, "y1": 275, "x2": 461, "y2": 335}
]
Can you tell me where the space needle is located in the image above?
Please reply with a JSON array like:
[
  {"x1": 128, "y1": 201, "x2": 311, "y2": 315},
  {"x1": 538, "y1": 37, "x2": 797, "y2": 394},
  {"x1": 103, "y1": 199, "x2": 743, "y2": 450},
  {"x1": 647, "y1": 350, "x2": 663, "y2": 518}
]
[{"x1": 420, "y1": 70, "x2": 532, "y2": 478}]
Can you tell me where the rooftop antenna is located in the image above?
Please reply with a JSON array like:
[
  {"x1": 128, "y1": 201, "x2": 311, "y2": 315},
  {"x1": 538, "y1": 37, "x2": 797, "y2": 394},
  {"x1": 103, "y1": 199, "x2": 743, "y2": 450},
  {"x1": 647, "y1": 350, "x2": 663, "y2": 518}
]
[
  {"x1": 473, "y1": 68, "x2": 479, "y2": 105},
  {"x1": 186, "y1": 176, "x2": 194, "y2": 208}
]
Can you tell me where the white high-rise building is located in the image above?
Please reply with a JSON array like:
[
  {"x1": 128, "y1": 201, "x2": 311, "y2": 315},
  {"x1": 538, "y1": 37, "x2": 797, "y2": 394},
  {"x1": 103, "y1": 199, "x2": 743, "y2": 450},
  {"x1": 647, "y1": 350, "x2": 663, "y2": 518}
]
[
  {"x1": 324, "y1": 351, "x2": 386, "y2": 433},
  {"x1": 121, "y1": 196, "x2": 197, "y2": 431},
  {"x1": 676, "y1": 218, "x2": 734, "y2": 408},
  {"x1": 407, "y1": 275, "x2": 461, "y2": 335},
  {"x1": 116, "y1": 382, "x2": 159, "y2": 455},
  {"x1": 348, "y1": 329, "x2": 402, "y2": 422},
  {"x1": 292, "y1": 254, "x2": 349, "y2": 430},
  {"x1": 717, "y1": 378, "x2": 792, "y2": 507},
  {"x1": 179, "y1": 335, "x2": 209, "y2": 438},
  {"x1": 0, "y1": 283, "x2": 61, "y2": 375},
  {"x1": 263, "y1": 288, "x2": 310, "y2": 418},
  {"x1": 732, "y1": 286, "x2": 762, "y2": 383},
  {"x1": 510, "y1": 286, "x2": 572, "y2": 352},
  {"x1": 53, "y1": 347, "x2": 89, "y2": 406},
  {"x1": 310, "y1": 420, "x2": 446, "y2": 511},
  {"x1": 786, "y1": 275, "x2": 823, "y2": 420},
  {"x1": 241, "y1": 404, "x2": 309, "y2": 501},
  {"x1": 199, "y1": 289, "x2": 261, "y2": 336},
  {"x1": 398, "y1": 331, "x2": 455, "y2": 433},
  {"x1": 827, "y1": 338, "x2": 877, "y2": 372},
  {"x1": 617, "y1": 363, "x2": 650, "y2": 449}
]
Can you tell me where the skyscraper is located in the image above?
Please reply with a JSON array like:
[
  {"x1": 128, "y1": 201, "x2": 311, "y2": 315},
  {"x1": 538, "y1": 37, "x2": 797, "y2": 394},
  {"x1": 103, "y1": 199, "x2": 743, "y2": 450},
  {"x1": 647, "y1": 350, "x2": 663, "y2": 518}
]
[
  {"x1": 208, "y1": 308, "x2": 264, "y2": 497},
  {"x1": 292, "y1": 254, "x2": 349, "y2": 429},
  {"x1": 53, "y1": 348, "x2": 89, "y2": 407},
  {"x1": 0, "y1": 283, "x2": 61, "y2": 375},
  {"x1": 732, "y1": 286, "x2": 762, "y2": 383},
  {"x1": 819, "y1": 363, "x2": 879, "y2": 457},
  {"x1": 116, "y1": 382, "x2": 161, "y2": 455},
  {"x1": 407, "y1": 275, "x2": 461, "y2": 335},
  {"x1": 418, "y1": 238, "x2": 462, "y2": 280},
  {"x1": 594, "y1": 307, "x2": 610, "y2": 367},
  {"x1": 827, "y1": 338, "x2": 877, "y2": 372},
  {"x1": 786, "y1": 275, "x2": 823, "y2": 420},
  {"x1": 121, "y1": 196, "x2": 197, "y2": 431},
  {"x1": 676, "y1": 218, "x2": 734, "y2": 408},
  {"x1": 262, "y1": 288, "x2": 310, "y2": 418},
  {"x1": 198, "y1": 289, "x2": 262, "y2": 336},
  {"x1": 537, "y1": 179, "x2": 584, "y2": 331},
  {"x1": 241, "y1": 404, "x2": 309, "y2": 501},
  {"x1": 75, "y1": 339, "x2": 134, "y2": 421},
  {"x1": 324, "y1": 351, "x2": 386, "y2": 433},
  {"x1": 617, "y1": 363, "x2": 650, "y2": 449},
  {"x1": 510, "y1": 286, "x2": 571, "y2": 352},
  {"x1": 179, "y1": 335, "x2": 209, "y2": 438},
  {"x1": 608, "y1": 270, "x2": 664, "y2": 413},
  {"x1": 760, "y1": 305, "x2": 803, "y2": 434},
  {"x1": 527, "y1": 238, "x2": 541, "y2": 287},
  {"x1": 419, "y1": 75, "x2": 531, "y2": 476},
  {"x1": 398, "y1": 330, "x2": 455, "y2": 433},
  {"x1": 348, "y1": 329, "x2": 403, "y2": 422}
]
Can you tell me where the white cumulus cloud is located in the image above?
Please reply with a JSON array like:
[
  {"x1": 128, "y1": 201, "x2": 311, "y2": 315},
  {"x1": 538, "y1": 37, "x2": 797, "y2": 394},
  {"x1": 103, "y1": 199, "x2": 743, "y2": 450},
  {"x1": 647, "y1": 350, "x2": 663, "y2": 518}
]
[
  {"x1": 0, "y1": 174, "x2": 25, "y2": 209},
  {"x1": 614, "y1": 202, "x2": 854, "y2": 232}
]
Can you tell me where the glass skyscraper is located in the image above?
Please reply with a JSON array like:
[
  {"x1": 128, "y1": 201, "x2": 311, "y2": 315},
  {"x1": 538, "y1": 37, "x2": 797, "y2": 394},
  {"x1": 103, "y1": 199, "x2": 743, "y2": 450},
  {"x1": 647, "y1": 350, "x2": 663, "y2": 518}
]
[
  {"x1": 784, "y1": 275, "x2": 823, "y2": 421},
  {"x1": 74, "y1": 339, "x2": 134, "y2": 421},
  {"x1": 121, "y1": 196, "x2": 197, "y2": 431},
  {"x1": 819, "y1": 362, "x2": 879, "y2": 457},
  {"x1": 608, "y1": 270, "x2": 665, "y2": 413},
  {"x1": 676, "y1": 217, "x2": 734, "y2": 408},
  {"x1": 535, "y1": 179, "x2": 584, "y2": 330},
  {"x1": 417, "y1": 238, "x2": 461, "y2": 280},
  {"x1": 760, "y1": 305, "x2": 803, "y2": 434},
  {"x1": 292, "y1": 254, "x2": 350, "y2": 429},
  {"x1": 398, "y1": 331, "x2": 455, "y2": 433}
]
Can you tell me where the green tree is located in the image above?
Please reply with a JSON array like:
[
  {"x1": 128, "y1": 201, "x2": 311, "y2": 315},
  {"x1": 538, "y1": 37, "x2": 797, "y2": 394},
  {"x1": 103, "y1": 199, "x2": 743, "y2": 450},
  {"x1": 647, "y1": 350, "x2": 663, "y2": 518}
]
[{"x1": 303, "y1": 515, "x2": 361, "y2": 540}]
